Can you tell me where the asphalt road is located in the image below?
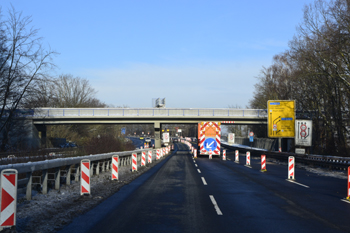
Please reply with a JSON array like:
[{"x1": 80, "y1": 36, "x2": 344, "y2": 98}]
[{"x1": 61, "y1": 143, "x2": 350, "y2": 233}]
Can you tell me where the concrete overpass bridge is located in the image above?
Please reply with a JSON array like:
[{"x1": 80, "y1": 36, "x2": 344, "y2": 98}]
[{"x1": 23, "y1": 108, "x2": 268, "y2": 148}]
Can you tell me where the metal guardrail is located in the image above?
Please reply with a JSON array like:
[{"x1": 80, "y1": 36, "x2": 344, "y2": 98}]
[
  {"x1": 0, "y1": 148, "x2": 158, "y2": 201},
  {"x1": 29, "y1": 108, "x2": 268, "y2": 118},
  {"x1": 221, "y1": 142, "x2": 350, "y2": 169}
]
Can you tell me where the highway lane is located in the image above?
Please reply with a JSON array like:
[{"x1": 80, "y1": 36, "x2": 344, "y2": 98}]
[{"x1": 61, "y1": 143, "x2": 350, "y2": 232}]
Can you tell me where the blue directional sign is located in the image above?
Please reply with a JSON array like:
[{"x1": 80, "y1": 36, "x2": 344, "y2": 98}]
[
  {"x1": 121, "y1": 128, "x2": 126, "y2": 135},
  {"x1": 249, "y1": 136, "x2": 254, "y2": 142},
  {"x1": 204, "y1": 138, "x2": 217, "y2": 151}
]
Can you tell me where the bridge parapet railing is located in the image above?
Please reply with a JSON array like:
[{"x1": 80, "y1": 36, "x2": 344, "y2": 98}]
[{"x1": 32, "y1": 108, "x2": 268, "y2": 118}]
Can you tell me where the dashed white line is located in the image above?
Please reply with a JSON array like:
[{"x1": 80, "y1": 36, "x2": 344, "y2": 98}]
[
  {"x1": 209, "y1": 195, "x2": 223, "y2": 215},
  {"x1": 201, "y1": 177, "x2": 207, "y2": 185},
  {"x1": 195, "y1": 164, "x2": 198, "y2": 167},
  {"x1": 197, "y1": 169, "x2": 201, "y2": 173},
  {"x1": 286, "y1": 179, "x2": 309, "y2": 188}
]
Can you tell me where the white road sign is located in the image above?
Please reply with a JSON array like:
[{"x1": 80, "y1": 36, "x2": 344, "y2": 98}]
[
  {"x1": 295, "y1": 120, "x2": 312, "y2": 146},
  {"x1": 228, "y1": 133, "x2": 235, "y2": 144},
  {"x1": 163, "y1": 133, "x2": 170, "y2": 143}
]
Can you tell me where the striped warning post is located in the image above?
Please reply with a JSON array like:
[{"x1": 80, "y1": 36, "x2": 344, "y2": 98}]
[
  {"x1": 141, "y1": 151, "x2": 146, "y2": 166},
  {"x1": 209, "y1": 150, "x2": 212, "y2": 159},
  {"x1": 172, "y1": 144, "x2": 174, "y2": 150},
  {"x1": 261, "y1": 155, "x2": 267, "y2": 172},
  {"x1": 222, "y1": 150, "x2": 226, "y2": 160},
  {"x1": 347, "y1": 167, "x2": 350, "y2": 200},
  {"x1": 163, "y1": 148, "x2": 166, "y2": 156},
  {"x1": 235, "y1": 150, "x2": 239, "y2": 163},
  {"x1": 132, "y1": 153, "x2": 137, "y2": 172},
  {"x1": 0, "y1": 169, "x2": 17, "y2": 227},
  {"x1": 156, "y1": 149, "x2": 160, "y2": 160},
  {"x1": 194, "y1": 149, "x2": 197, "y2": 158},
  {"x1": 288, "y1": 156, "x2": 295, "y2": 180},
  {"x1": 246, "y1": 151, "x2": 250, "y2": 166},
  {"x1": 148, "y1": 150, "x2": 152, "y2": 163},
  {"x1": 191, "y1": 147, "x2": 194, "y2": 154},
  {"x1": 279, "y1": 147, "x2": 282, "y2": 152},
  {"x1": 140, "y1": 146, "x2": 143, "y2": 149},
  {"x1": 81, "y1": 159, "x2": 90, "y2": 195},
  {"x1": 112, "y1": 155, "x2": 119, "y2": 180},
  {"x1": 166, "y1": 147, "x2": 169, "y2": 155}
]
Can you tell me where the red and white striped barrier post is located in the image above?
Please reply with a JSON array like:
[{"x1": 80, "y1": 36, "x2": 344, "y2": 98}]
[
  {"x1": 172, "y1": 144, "x2": 174, "y2": 150},
  {"x1": 81, "y1": 159, "x2": 90, "y2": 195},
  {"x1": 112, "y1": 155, "x2": 119, "y2": 180},
  {"x1": 347, "y1": 167, "x2": 350, "y2": 200},
  {"x1": 156, "y1": 149, "x2": 160, "y2": 160},
  {"x1": 235, "y1": 150, "x2": 239, "y2": 163},
  {"x1": 246, "y1": 151, "x2": 250, "y2": 166},
  {"x1": 163, "y1": 148, "x2": 166, "y2": 156},
  {"x1": 140, "y1": 146, "x2": 143, "y2": 149},
  {"x1": 261, "y1": 155, "x2": 266, "y2": 172},
  {"x1": 141, "y1": 151, "x2": 146, "y2": 166},
  {"x1": 288, "y1": 156, "x2": 295, "y2": 180},
  {"x1": 166, "y1": 147, "x2": 169, "y2": 155},
  {"x1": 148, "y1": 150, "x2": 152, "y2": 164},
  {"x1": 222, "y1": 150, "x2": 226, "y2": 160},
  {"x1": 132, "y1": 153, "x2": 137, "y2": 172},
  {"x1": 152, "y1": 144, "x2": 154, "y2": 148},
  {"x1": 0, "y1": 169, "x2": 17, "y2": 228},
  {"x1": 209, "y1": 150, "x2": 212, "y2": 159},
  {"x1": 279, "y1": 147, "x2": 282, "y2": 152},
  {"x1": 194, "y1": 149, "x2": 197, "y2": 158},
  {"x1": 191, "y1": 147, "x2": 194, "y2": 154}
]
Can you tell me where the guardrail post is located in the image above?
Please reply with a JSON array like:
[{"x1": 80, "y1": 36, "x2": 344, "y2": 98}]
[
  {"x1": 90, "y1": 163, "x2": 94, "y2": 176},
  {"x1": 26, "y1": 172, "x2": 32, "y2": 200},
  {"x1": 102, "y1": 161, "x2": 106, "y2": 172},
  {"x1": 55, "y1": 167, "x2": 61, "y2": 190},
  {"x1": 74, "y1": 165, "x2": 80, "y2": 182},
  {"x1": 66, "y1": 165, "x2": 73, "y2": 185},
  {"x1": 42, "y1": 169, "x2": 48, "y2": 194},
  {"x1": 96, "y1": 162, "x2": 100, "y2": 175}
]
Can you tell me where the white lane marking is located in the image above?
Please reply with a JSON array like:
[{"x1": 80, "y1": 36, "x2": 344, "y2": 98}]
[
  {"x1": 197, "y1": 169, "x2": 201, "y2": 173},
  {"x1": 201, "y1": 177, "x2": 207, "y2": 185},
  {"x1": 341, "y1": 199, "x2": 350, "y2": 204},
  {"x1": 209, "y1": 195, "x2": 223, "y2": 215},
  {"x1": 195, "y1": 164, "x2": 198, "y2": 167},
  {"x1": 286, "y1": 179, "x2": 309, "y2": 188}
]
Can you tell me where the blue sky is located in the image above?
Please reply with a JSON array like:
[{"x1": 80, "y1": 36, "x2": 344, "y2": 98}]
[{"x1": 1, "y1": 0, "x2": 316, "y2": 108}]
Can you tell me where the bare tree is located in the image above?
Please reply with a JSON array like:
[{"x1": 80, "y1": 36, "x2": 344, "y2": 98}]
[{"x1": 0, "y1": 7, "x2": 55, "y2": 150}]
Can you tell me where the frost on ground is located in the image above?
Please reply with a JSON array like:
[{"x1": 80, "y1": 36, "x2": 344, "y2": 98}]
[
  {"x1": 266, "y1": 158, "x2": 347, "y2": 179},
  {"x1": 6, "y1": 156, "x2": 168, "y2": 233}
]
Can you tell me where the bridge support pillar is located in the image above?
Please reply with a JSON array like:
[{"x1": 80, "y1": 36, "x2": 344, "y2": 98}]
[
  {"x1": 154, "y1": 122, "x2": 161, "y2": 149},
  {"x1": 34, "y1": 124, "x2": 47, "y2": 149}
]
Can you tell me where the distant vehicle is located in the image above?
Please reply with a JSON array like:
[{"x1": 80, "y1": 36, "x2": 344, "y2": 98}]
[
  {"x1": 173, "y1": 138, "x2": 179, "y2": 143},
  {"x1": 145, "y1": 137, "x2": 151, "y2": 143}
]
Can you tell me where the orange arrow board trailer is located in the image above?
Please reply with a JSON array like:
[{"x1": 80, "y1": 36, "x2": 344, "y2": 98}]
[{"x1": 199, "y1": 122, "x2": 221, "y2": 156}]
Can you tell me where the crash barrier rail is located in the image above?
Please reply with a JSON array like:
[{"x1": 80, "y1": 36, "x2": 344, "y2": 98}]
[
  {"x1": 221, "y1": 142, "x2": 350, "y2": 170},
  {"x1": 0, "y1": 148, "x2": 162, "y2": 201}
]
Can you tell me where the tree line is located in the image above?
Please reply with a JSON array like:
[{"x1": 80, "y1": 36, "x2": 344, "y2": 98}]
[
  {"x1": 0, "y1": 7, "x2": 134, "y2": 152},
  {"x1": 250, "y1": 0, "x2": 350, "y2": 156}
]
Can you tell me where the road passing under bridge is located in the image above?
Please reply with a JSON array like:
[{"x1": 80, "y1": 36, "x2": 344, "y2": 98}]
[{"x1": 60, "y1": 144, "x2": 350, "y2": 233}]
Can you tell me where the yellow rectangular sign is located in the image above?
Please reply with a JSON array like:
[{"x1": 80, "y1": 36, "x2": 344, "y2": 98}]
[{"x1": 268, "y1": 100, "x2": 295, "y2": 138}]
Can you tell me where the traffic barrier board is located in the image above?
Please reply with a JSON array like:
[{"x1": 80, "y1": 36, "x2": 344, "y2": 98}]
[
  {"x1": 0, "y1": 169, "x2": 17, "y2": 227},
  {"x1": 81, "y1": 159, "x2": 90, "y2": 195}
]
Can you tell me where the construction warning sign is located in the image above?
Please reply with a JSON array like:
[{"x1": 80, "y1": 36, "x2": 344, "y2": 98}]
[{"x1": 268, "y1": 100, "x2": 295, "y2": 138}]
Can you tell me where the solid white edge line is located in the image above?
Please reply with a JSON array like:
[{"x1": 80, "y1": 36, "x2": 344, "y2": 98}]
[
  {"x1": 197, "y1": 169, "x2": 201, "y2": 173},
  {"x1": 341, "y1": 199, "x2": 350, "y2": 204},
  {"x1": 286, "y1": 179, "x2": 310, "y2": 188},
  {"x1": 201, "y1": 177, "x2": 207, "y2": 185},
  {"x1": 209, "y1": 195, "x2": 223, "y2": 215}
]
